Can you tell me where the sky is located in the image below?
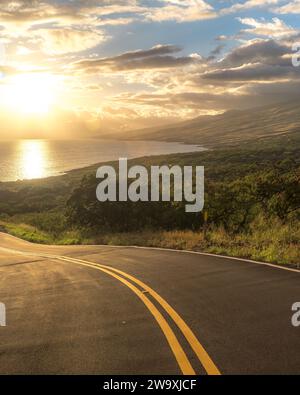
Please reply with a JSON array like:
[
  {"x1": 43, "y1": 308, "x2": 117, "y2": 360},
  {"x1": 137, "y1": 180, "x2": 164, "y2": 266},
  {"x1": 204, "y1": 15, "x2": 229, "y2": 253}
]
[{"x1": 0, "y1": 0, "x2": 300, "y2": 137}]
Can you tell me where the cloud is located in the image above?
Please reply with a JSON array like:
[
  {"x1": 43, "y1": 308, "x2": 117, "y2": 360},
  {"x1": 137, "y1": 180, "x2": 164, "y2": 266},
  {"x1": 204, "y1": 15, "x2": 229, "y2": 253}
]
[
  {"x1": 0, "y1": 0, "x2": 140, "y2": 26},
  {"x1": 202, "y1": 63, "x2": 300, "y2": 82},
  {"x1": 1, "y1": 0, "x2": 300, "y2": 124},
  {"x1": 144, "y1": 0, "x2": 217, "y2": 22},
  {"x1": 207, "y1": 44, "x2": 226, "y2": 61},
  {"x1": 238, "y1": 17, "x2": 298, "y2": 39},
  {"x1": 73, "y1": 45, "x2": 200, "y2": 73},
  {"x1": 275, "y1": 0, "x2": 300, "y2": 14},
  {"x1": 0, "y1": 1, "x2": 56, "y2": 25},
  {"x1": 222, "y1": 0, "x2": 282, "y2": 14},
  {"x1": 37, "y1": 28, "x2": 106, "y2": 55},
  {"x1": 0, "y1": 1, "x2": 138, "y2": 55},
  {"x1": 66, "y1": 35, "x2": 300, "y2": 119},
  {"x1": 219, "y1": 39, "x2": 290, "y2": 68},
  {"x1": 198, "y1": 37, "x2": 300, "y2": 84}
]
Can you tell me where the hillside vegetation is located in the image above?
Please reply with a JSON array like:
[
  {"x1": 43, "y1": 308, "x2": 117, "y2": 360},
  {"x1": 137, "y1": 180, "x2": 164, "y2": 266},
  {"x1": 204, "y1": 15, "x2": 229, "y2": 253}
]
[
  {"x1": 104, "y1": 101, "x2": 300, "y2": 147},
  {"x1": 0, "y1": 132, "x2": 299, "y2": 266}
]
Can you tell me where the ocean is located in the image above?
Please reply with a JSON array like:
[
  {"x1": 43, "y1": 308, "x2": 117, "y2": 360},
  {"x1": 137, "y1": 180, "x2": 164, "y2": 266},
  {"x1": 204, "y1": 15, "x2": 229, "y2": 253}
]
[{"x1": 0, "y1": 139, "x2": 205, "y2": 182}]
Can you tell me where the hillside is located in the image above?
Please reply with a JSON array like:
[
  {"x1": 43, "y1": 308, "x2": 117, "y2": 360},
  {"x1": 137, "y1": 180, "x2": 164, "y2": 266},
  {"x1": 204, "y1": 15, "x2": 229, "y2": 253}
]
[{"x1": 103, "y1": 101, "x2": 300, "y2": 147}]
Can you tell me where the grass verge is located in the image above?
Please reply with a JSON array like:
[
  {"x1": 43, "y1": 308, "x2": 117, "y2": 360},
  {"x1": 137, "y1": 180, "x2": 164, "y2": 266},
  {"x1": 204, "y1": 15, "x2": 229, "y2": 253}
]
[{"x1": 1, "y1": 215, "x2": 299, "y2": 267}]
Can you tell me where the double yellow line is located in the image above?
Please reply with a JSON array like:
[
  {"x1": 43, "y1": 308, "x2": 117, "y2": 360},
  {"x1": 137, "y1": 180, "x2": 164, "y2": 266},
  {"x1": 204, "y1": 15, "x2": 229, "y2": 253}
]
[{"x1": 58, "y1": 255, "x2": 221, "y2": 376}]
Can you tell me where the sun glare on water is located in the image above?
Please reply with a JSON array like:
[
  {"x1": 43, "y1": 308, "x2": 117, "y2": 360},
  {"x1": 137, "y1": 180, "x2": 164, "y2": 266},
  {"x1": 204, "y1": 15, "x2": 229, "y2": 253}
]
[
  {"x1": 18, "y1": 140, "x2": 48, "y2": 180},
  {"x1": 5, "y1": 73, "x2": 56, "y2": 115}
]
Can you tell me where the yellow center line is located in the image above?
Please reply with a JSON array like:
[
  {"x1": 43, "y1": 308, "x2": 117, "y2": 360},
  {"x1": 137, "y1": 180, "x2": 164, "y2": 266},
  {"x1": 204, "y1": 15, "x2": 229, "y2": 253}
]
[
  {"x1": 58, "y1": 255, "x2": 221, "y2": 375},
  {"x1": 58, "y1": 257, "x2": 195, "y2": 375},
  {"x1": 0, "y1": 242, "x2": 220, "y2": 375}
]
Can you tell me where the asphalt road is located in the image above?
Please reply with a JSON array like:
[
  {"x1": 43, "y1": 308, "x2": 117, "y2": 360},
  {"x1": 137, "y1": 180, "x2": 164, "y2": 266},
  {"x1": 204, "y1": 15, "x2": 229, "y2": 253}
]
[{"x1": 0, "y1": 232, "x2": 299, "y2": 375}]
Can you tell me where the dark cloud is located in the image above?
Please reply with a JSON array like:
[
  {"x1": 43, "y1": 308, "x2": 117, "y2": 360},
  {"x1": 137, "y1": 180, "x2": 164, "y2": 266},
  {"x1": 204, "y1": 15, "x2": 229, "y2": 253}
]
[
  {"x1": 220, "y1": 39, "x2": 290, "y2": 67},
  {"x1": 199, "y1": 38, "x2": 300, "y2": 83},
  {"x1": 207, "y1": 44, "x2": 226, "y2": 61},
  {"x1": 203, "y1": 64, "x2": 300, "y2": 82},
  {"x1": 109, "y1": 45, "x2": 182, "y2": 61},
  {"x1": 73, "y1": 45, "x2": 198, "y2": 72}
]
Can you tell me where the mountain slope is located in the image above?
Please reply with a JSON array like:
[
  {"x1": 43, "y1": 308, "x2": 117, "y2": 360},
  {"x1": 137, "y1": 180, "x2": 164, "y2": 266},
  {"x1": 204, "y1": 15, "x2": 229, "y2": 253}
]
[{"x1": 105, "y1": 101, "x2": 300, "y2": 147}]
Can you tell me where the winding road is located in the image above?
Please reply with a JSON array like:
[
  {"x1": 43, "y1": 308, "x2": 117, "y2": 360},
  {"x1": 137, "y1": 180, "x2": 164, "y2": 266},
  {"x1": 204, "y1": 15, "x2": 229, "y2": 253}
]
[{"x1": 0, "y1": 232, "x2": 299, "y2": 375}]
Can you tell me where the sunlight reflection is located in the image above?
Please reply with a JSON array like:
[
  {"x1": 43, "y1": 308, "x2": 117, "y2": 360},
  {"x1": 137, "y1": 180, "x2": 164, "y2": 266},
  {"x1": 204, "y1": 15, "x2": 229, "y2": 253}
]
[{"x1": 18, "y1": 140, "x2": 48, "y2": 180}]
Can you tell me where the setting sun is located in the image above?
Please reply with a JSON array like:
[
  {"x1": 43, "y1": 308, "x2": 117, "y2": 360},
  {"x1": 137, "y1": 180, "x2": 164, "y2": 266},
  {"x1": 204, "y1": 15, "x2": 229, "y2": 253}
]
[{"x1": 4, "y1": 73, "x2": 56, "y2": 115}]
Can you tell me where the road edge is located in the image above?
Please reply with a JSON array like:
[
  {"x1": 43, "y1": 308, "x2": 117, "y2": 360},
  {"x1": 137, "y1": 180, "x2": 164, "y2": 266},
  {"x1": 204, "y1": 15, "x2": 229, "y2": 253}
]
[{"x1": 0, "y1": 231, "x2": 299, "y2": 274}]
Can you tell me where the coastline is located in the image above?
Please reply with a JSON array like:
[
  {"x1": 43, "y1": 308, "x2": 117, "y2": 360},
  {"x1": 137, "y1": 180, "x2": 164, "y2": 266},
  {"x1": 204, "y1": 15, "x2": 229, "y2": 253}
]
[{"x1": 0, "y1": 139, "x2": 206, "y2": 183}]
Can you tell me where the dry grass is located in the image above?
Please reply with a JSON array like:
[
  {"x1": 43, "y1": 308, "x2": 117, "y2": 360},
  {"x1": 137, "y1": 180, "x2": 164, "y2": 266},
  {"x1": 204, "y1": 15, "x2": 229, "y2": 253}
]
[{"x1": 1, "y1": 214, "x2": 299, "y2": 267}]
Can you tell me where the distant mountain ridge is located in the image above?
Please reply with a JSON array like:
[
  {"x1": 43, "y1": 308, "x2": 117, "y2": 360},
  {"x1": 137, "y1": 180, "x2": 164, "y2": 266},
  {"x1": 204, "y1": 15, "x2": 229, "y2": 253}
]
[{"x1": 103, "y1": 101, "x2": 300, "y2": 147}]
